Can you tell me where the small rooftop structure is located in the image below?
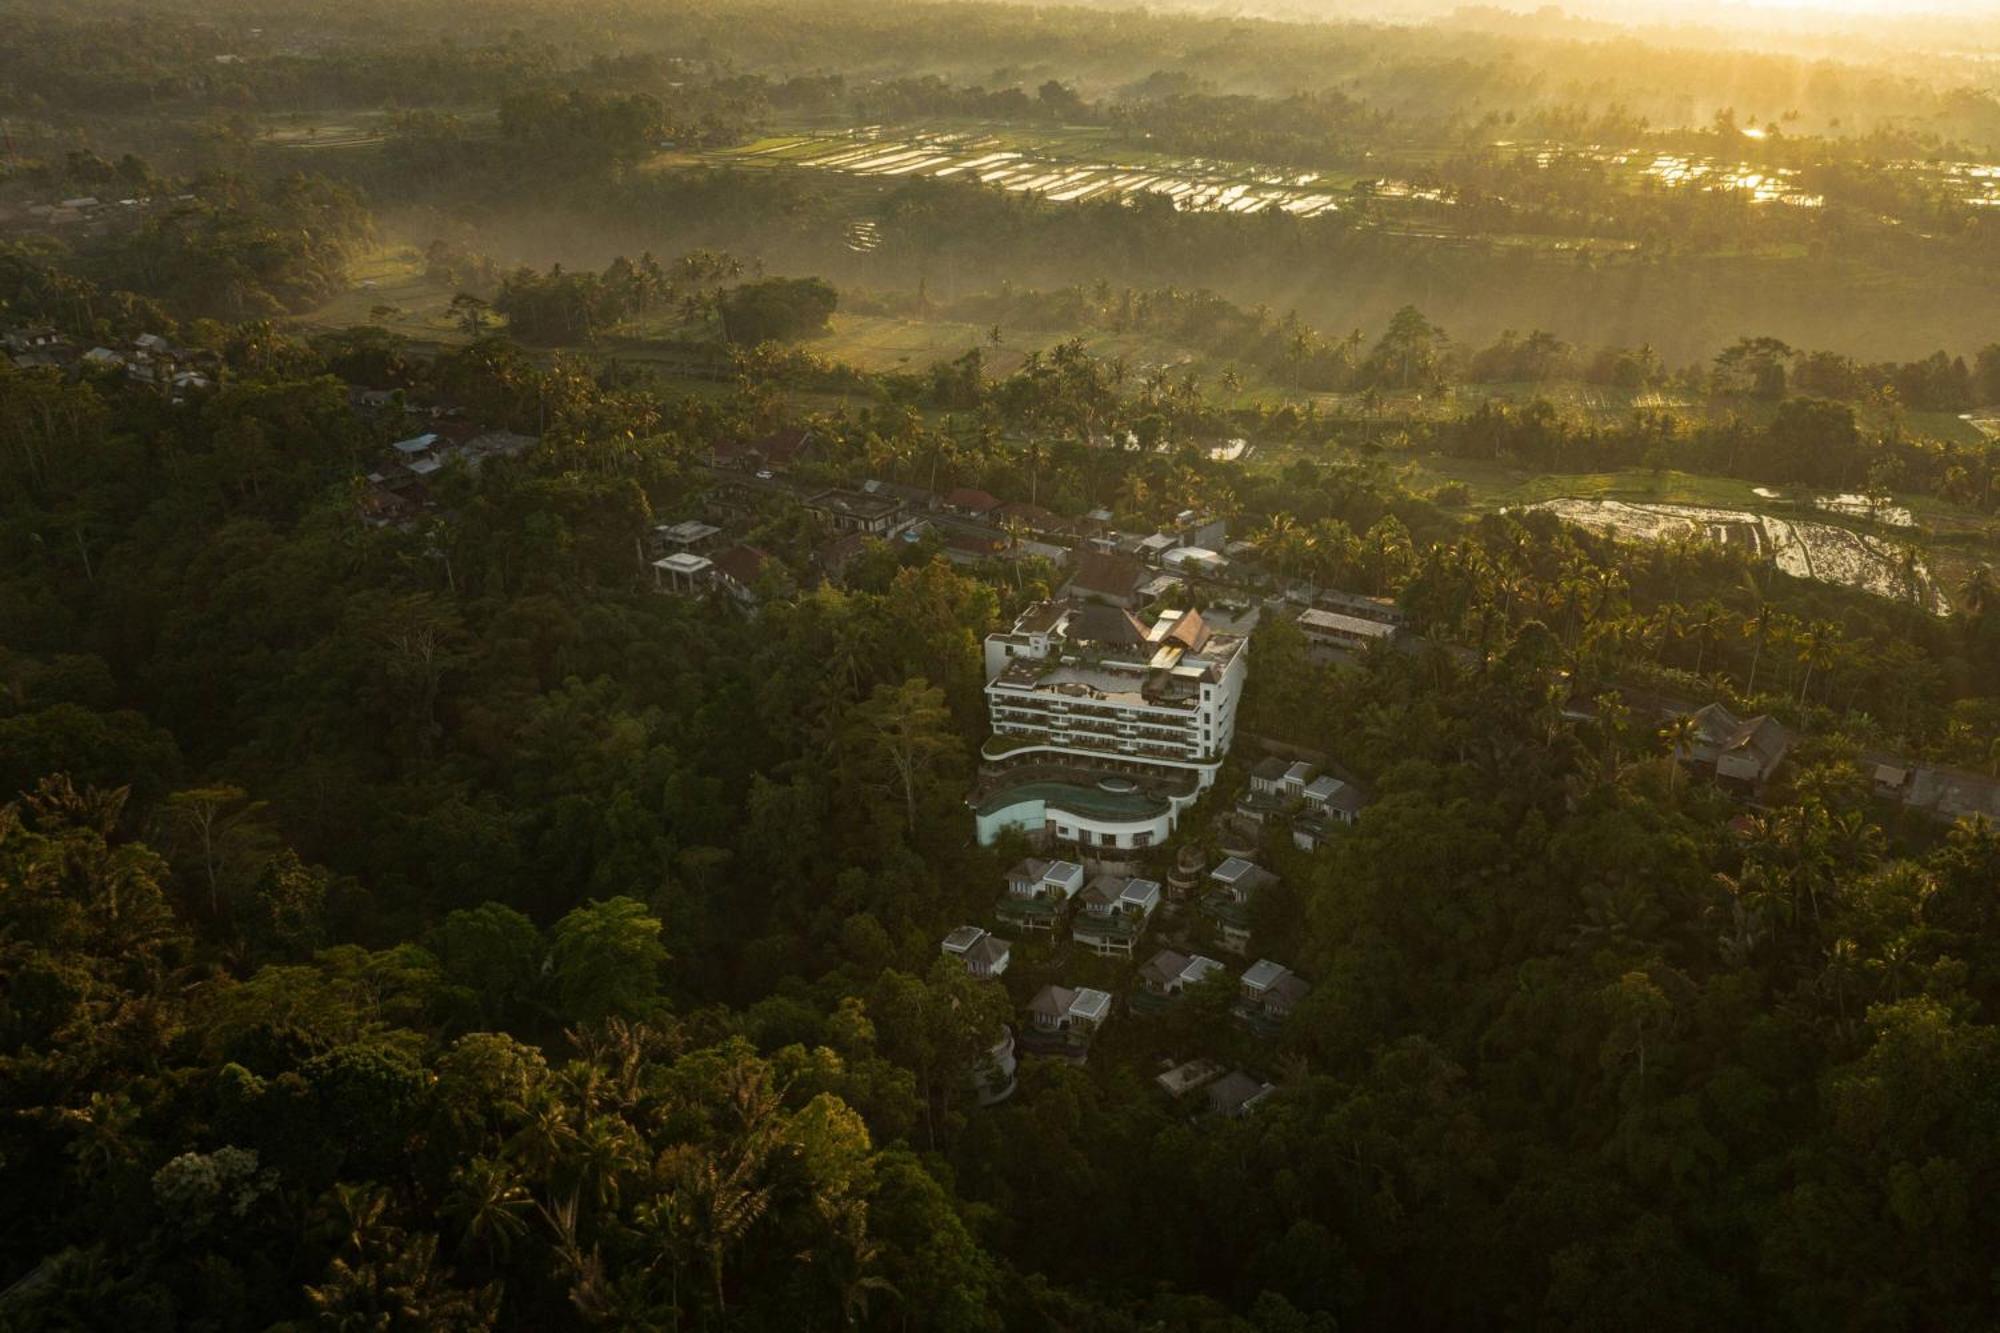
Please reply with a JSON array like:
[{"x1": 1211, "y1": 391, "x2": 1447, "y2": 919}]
[
  {"x1": 945, "y1": 487, "x2": 1003, "y2": 516},
  {"x1": 1027, "y1": 984, "x2": 1114, "y2": 1033},
  {"x1": 1210, "y1": 857, "x2": 1272, "y2": 891},
  {"x1": 715, "y1": 426, "x2": 816, "y2": 472},
  {"x1": 652, "y1": 552, "x2": 714, "y2": 595},
  {"x1": 1239, "y1": 960, "x2": 1311, "y2": 1022},
  {"x1": 710, "y1": 545, "x2": 773, "y2": 601},
  {"x1": 1138, "y1": 948, "x2": 1226, "y2": 995},
  {"x1": 1163, "y1": 546, "x2": 1227, "y2": 575},
  {"x1": 1205, "y1": 1070, "x2": 1275, "y2": 1118},
  {"x1": 391, "y1": 432, "x2": 440, "y2": 455},
  {"x1": 1681, "y1": 703, "x2": 1791, "y2": 787},
  {"x1": 807, "y1": 487, "x2": 903, "y2": 535},
  {"x1": 1066, "y1": 550, "x2": 1147, "y2": 607},
  {"x1": 1240, "y1": 958, "x2": 1291, "y2": 992},
  {"x1": 1156, "y1": 1058, "x2": 1225, "y2": 1097},
  {"x1": 656, "y1": 519, "x2": 723, "y2": 549},
  {"x1": 1068, "y1": 987, "x2": 1113, "y2": 1025},
  {"x1": 1068, "y1": 603, "x2": 1152, "y2": 648},
  {"x1": 1298, "y1": 608, "x2": 1398, "y2": 648},
  {"x1": 941, "y1": 926, "x2": 1012, "y2": 977}
]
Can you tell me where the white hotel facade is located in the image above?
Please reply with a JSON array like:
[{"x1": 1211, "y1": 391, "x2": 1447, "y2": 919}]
[{"x1": 974, "y1": 601, "x2": 1248, "y2": 848}]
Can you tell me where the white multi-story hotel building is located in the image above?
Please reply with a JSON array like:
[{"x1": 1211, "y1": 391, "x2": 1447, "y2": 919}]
[{"x1": 974, "y1": 601, "x2": 1248, "y2": 848}]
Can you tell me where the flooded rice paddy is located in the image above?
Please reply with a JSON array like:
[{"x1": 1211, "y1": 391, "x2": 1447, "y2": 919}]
[
  {"x1": 1528, "y1": 497, "x2": 1951, "y2": 613},
  {"x1": 719, "y1": 128, "x2": 1349, "y2": 216}
]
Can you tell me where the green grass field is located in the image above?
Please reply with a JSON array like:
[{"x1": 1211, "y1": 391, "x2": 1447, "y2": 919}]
[
  {"x1": 298, "y1": 247, "x2": 469, "y2": 344},
  {"x1": 1392, "y1": 459, "x2": 1766, "y2": 511}
]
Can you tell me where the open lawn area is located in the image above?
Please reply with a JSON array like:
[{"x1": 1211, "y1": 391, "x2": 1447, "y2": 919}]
[
  {"x1": 805, "y1": 313, "x2": 1003, "y2": 373},
  {"x1": 295, "y1": 246, "x2": 470, "y2": 345}
]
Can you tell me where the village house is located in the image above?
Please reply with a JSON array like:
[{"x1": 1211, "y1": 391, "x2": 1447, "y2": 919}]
[
  {"x1": 3, "y1": 326, "x2": 71, "y2": 370},
  {"x1": 996, "y1": 858, "x2": 1086, "y2": 932},
  {"x1": 1298, "y1": 607, "x2": 1399, "y2": 653},
  {"x1": 1162, "y1": 546, "x2": 1228, "y2": 579},
  {"x1": 941, "y1": 925, "x2": 1012, "y2": 978},
  {"x1": 1868, "y1": 758, "x2": 2000, "y2": 825},
  {"x1": 938, "y1": 929, "x2": 1019, "y2": 1104},
  {"x1": 1071, "y1": 874, "x2": 1163, "y2": 957},
  {"x1": 925, "y1": 517, "x2": 1012, "y2": 565},
  {"x1": 1200, "y1": 857, "x2": 1280, "y2": 954},
  {"x1": 1204, "y1": 1070, "x2": 1276, "y2": 1118},
  {"x1": 653, "y1": 519, "x2": 723, "y2": 556},
  {"x1": 1132, "y1": 948, "x2": 1227, "y2": 1014},
  {"x1": 944, "y1": 487, "x2": 1004, "y2": 518},
  {"x1": 712, "y1": 426, "x2": 816, "y2": 476},
  {"x1": 1677, "y1": 703, "x2": 1792, "y2": 791},
  {"x1": 815, "y1": 531, "x2": 870, "y2": 585},
  {"x1": 709, "y1": 545, "x2": 777, "y2": 608},
  {"x1": 805, "y1": 487, "x2": 905, "y2": 537},
  {"x1": 1155, "y1": 1058, "x2": 1225, "y2": 1099},
  {"x1": 860, "y1": 478, "x2": 937, "y2": 510},
  {"x1": 995, "y1": 500, "x2": 1072, "y2": 538},
  {"x1": 1023, "y1": 985, "x2": 1114, "y2": 1057},
  {"x1": 1315, "y1": 588, "x2": 1408, "y2": 625},
  {"x1": 1236, "y1": 959, "x2": 1311, "y2": 1030},
  {"x1": 1063, "y1": 550, "x2": 1148, "y2": 609},
  {"x1": 1293, "y1": 773, "x2": 1367, "y2": 850}
]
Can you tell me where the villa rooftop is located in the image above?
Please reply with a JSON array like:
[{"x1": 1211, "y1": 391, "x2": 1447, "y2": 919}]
[
  {"x1": 942, "y1": 925, "x2": 987, "y2": 952},
  {"x1": 657, "y1": 519, "x2": 722, "y2": 545},
  {"x1": 1211, "y1": 857, "x2": 1262, "y2": 886},
  {"x1": 1242, "y1": 959, "x2": 1291, "y2": 991},
  {"x1": 1299, "y1": 608, "x2": 1398, "y2": 641}
]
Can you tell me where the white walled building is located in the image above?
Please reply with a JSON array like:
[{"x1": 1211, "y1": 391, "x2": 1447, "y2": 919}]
[
  {"x1": 974, "y1": 601, "x2": 1247, "y2": 849},
  {"x1": 981, "y1": 601, "x2": 1248, "y2": 789}
]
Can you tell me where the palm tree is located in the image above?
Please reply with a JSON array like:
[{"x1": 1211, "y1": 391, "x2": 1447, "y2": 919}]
[
  {"x1": 1686, "y1": 599, "x2": 1726, "y2": 676},
  {"x1": 800, "y1": 1195, "x2": 900, "y2": 1329},
  {"x1": 1795, "y1": 619, "x2": 1841, "y2": 705},
  {"x1": 448, "y1": 1157, "x2": 532, "y2": 1262},
  {"x1": 1252, "y1": 513, "x2": 1302, "y2": 584},
  {"x1": 1022, "y1": 438, "x2": 1046, "y2": 507},
  {"x1": 1961, "y1": 566, "x2": 1997, "y2": 621},
  {"x1": 1740, "y1": 598, "x2": 1777, "y2": 698},
  {"x1": 1658, "y1": 714, "x2": 1700, "y2": 797}
]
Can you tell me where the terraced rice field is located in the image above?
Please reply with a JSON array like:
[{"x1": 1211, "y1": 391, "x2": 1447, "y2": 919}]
[
  {"x1": 1527, "y1": 497, "x2": 1952, "y2": 613},
  {"x1": 716, "y1": 128, "x2": 1350, "y2": 217},
  {"x1": 1962, "y1": 411, "x2": 2000, "y2": 442},
  {"x1": 260, "y1": 121, "x2": 389, "y2": 151},
  {"x1": 1638, "y1": 154, "x2": 1823, "y2": 207}
]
